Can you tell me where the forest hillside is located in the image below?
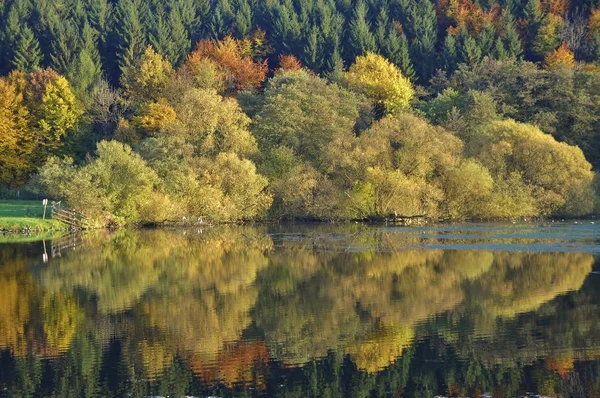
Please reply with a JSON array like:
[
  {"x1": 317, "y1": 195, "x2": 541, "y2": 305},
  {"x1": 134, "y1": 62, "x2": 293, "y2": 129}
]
[{"x1": 1, "y1": 0, "x2": 600, "y2": 225}]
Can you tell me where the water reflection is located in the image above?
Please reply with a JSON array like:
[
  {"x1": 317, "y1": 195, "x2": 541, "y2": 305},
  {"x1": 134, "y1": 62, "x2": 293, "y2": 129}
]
[{"x1": 0, "y1": 225, "x2": 599, "y2": 397}]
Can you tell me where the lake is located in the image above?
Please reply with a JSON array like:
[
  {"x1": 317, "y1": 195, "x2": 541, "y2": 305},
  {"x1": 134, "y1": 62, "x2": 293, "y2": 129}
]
[{"x1": 1, "y1": 222, "x2": 600, "y2": 397}]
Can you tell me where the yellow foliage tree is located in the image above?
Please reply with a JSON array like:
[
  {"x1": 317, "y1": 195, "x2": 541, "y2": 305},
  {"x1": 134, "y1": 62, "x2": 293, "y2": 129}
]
[
  {"x1": 132, "y1": 98, "x2": 177, "y2": 137},
  {"x1": 37, "y1": 75, "x2": 82, "y2": 146},
  {"x1": 478, "y1": 120, "x2": 595, "y2": 216},
  {"x1": 345, "y1": 52, "x2": 414, "y2": 115},
  {"x1": 0, "y1": 69, "x2": 80, "y2": 186},
  {"x1": 121, "y1": 46, "x2": 175, "y2": 106},
  {"x1": 0, "y1": 77, "x2": 33, "y2": 186},
  {"x1": 544, "y1": 42, "x2": 575, "y2": 69}
]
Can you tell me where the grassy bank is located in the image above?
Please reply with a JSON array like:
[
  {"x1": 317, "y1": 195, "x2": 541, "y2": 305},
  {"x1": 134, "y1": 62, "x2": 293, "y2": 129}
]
[
  {"x1": 0, "y1": 217, "x2": 66, "y2": 232},
  {"x1": 0, "y1": 200, "x2": 67, "y2": 232},
  {"x1": 0, "y1": 199, "x2": 52, "y2": 217}
]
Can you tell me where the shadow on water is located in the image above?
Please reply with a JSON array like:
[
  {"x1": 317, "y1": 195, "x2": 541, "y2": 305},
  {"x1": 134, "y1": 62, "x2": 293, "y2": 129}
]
[{"x1": 1, "y1": 222, "x2": 600, "y2": 397}]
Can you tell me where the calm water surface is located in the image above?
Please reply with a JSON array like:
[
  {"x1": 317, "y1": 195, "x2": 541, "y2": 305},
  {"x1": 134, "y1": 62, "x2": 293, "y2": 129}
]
[{"x1": 1, "y1": 222, "x2": 600, "y2": 397}]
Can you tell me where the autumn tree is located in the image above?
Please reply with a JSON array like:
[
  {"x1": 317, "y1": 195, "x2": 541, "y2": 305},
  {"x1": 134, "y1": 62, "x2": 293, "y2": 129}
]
[
  {"x1": 344, "y1": 52, "x2": 414, "y2": 115},
  {"x1": 121, "y1": 46, "x2": 175, "y2": 107},
  {"x1": 185, "y1": 35, "x2": 268, "y2": 92},
  {"x1": 39, "y1": 140, "x2": 169, "y2": 226},
  {"x1": 278, "y1": 54, "x2": 302, "y2": 71},
  {"x1": 544, "y1": 42, "x2": 575, "y2": 68},
  {"x1": 476, "y1": 120, "x2": 595, "y2": 216},
  {"x1": 0, "y1": 77, "x2": 32, "y2": 186},
  {"x1": 0, "y1": 69, "x2": 80, "y2": 186}
]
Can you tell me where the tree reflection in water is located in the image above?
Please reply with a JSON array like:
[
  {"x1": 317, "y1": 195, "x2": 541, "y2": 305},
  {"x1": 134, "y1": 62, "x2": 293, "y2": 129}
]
[{"x1": 0, "y1": 225, "x2": 599, "y2": 397}]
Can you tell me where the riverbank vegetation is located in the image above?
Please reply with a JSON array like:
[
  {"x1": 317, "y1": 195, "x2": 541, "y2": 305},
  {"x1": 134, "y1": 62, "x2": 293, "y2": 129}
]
[{"x1": 2, "y1": 0, "x2": 600, "y2": 226}]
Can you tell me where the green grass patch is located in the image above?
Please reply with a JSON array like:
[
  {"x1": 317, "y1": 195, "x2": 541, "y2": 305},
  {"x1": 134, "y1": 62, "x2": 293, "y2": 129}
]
[
  {"x1": 0, "y1": 217, "x2": 66, "y2": 232},
  {"x1": 0, "y1": 200, "x2": 52, "y2": 218},
  {"x1": 0, "y1": 200, "x2": 67, "y2": 232}
]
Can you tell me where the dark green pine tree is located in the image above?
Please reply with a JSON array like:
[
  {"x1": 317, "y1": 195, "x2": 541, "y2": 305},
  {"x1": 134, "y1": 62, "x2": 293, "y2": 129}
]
[
  {"x1": 477, "y1": 23, "x2": 496, "y2": 57},
  {"x1": 168, "y1": 7, "x2": 191, "y2": 65},
  {"x1": 523, "y1": 0, "x2": 543, "y2": 58},
  {"x1": 1, "y1": 0, "x2": 33, "y2": 74},
  {"x1": 31, "y1": 0, "x2": 57, "y2": 65},
  {"x1": 262, "y1": 0, "x2": 302, "y2": 56},
  {"x1": 49, "y1": 21, "x2": 80, "y2": 75},
  {"x1": 377, "y1": 8, "x2": 415, "y2": 81},
  {"x1": 209, "y1": 0, "x2": 234, "y2": 39},
  {"x1": 12, "y1": 26, "x2": 42, "y2": 72},
  {"x1": 374, "y1": 6, "x2": 390, "y2": 50},
  {"x1": 493, "y1": 36, "x2": 508, "y2": 60},
  {"x1": 404, "y1": 0, "x2": 438, "y2": 81},
  {"x1": 84, "y1": 0, "x2": 111, "y2": 67},
  {"x1": 346, "y1": 0, "x2": 376, "y2": 63},
  {"x1": 233, "y1": 0, "x2": 252, "y2": 38},
  {"x1": 67, "y1": 22, "x2": 103, "y2": 101},
  {"x1": 458, "y1": 29, "x2": 482, "y2": 65},
  {"x1": 149, "y1": 12, "x2": 173, "y2": 59},
  {"x1": 441, "y1": 33, "x2": 458, "y2": 73},
  {"x1": 503, "y1": 10, "x2": 523, "y2": 59},
  {"x1": 173, "y1": 0, "x2": 210, "y2": 43},
  {"x1": 304, "y1": 25, "x2": 321, "y2": 70},
  {"x1": 315, "y1": 0, "x2": 343, "y2": 73},
  {"x1": 110, "y1": 0, "x2": 149, "y2": 82},
  {"x1": 397, "y1": 31, "x2": 415, "y2": 80}
]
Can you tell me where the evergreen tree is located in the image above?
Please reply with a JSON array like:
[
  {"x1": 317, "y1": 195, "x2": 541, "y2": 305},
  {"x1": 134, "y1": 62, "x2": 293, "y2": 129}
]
[
  {"x1": 397, "y1": 32, "x2": 415, "y2": 80},
  {"x1": 442, "y1": 33, "x2": 459, "y2": 72},
  {"x1": 49, "y1": 21, "x2": 80, "y2": 75},
  {"x1": 374, "y1": 7, "x2": 390, "y2": 51},
  {"x1": 174, "y1": 0, "x2": 210, "y2": 42},
  {"x1": 493, "y1": 37, "x2": 508, "y2": 60},
  {"x1": 1, "y1": 0, "x2": 32, "y2": 74},
  {"x1": 67, "y1": 23, "x2": 103, "y2": 101},
  {"x1": 523, "y1": 0, "x2": 543, "y2": 57},
  {"x1": 347, "y1": 0, "x2": 376, "y2": 63},
  {"x1": 168, "y1": 7, "x2": 191, "y2": 65},
  {"x1": 262, "y1": 0, "x2": 302, "y2": 55},
  {"x1": 404, "y1": 0, "x2": 438, "y2": 81},
  {"x1": 478, "y1": 24, "x2": 496, "y2": 57},
  {"x1": 110, "y1": 0, "x2": 149, "y2": 83},
  {"x1": 210, "y1": 0, "x2": 234, "y2": 39},
  {"x1": 12, "y1": 26, "x2": 42, "y2": 72},
  {"x1": 315, "y1": 0, "x2": 343, "y2": 72},
  {"x1": 503, "y1": 11, "x2": 523, "y2": 59},
  {"x1": 233, "y1": 0, "x2": 252, "y2": 38},
  {"x1": 149, "y1": 12, "x2": 173, "y2": 60},
  {"x1": 458, "y1": 28, "x2": 482, "y2": 65}
]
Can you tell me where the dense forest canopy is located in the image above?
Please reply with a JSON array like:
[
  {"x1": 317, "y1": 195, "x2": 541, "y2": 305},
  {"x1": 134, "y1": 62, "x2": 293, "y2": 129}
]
[{"x1": 2, "y1": 0, "x2": 600, "y2": 224}]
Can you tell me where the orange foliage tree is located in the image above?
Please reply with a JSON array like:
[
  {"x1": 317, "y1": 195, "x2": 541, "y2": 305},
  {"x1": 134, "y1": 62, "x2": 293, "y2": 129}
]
[
  {"x1": 185, "y1": 35, "x2": 268, "y2": 92},
  {"x1": 436, "y1": 0, "x2": 499, "y2": 34},
  {"x1": 544, "y1": 42, "x2": 575, "y2": 69},
  {"x1": 278, "y1": 54, "x2": 302, "y2": 72}
]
